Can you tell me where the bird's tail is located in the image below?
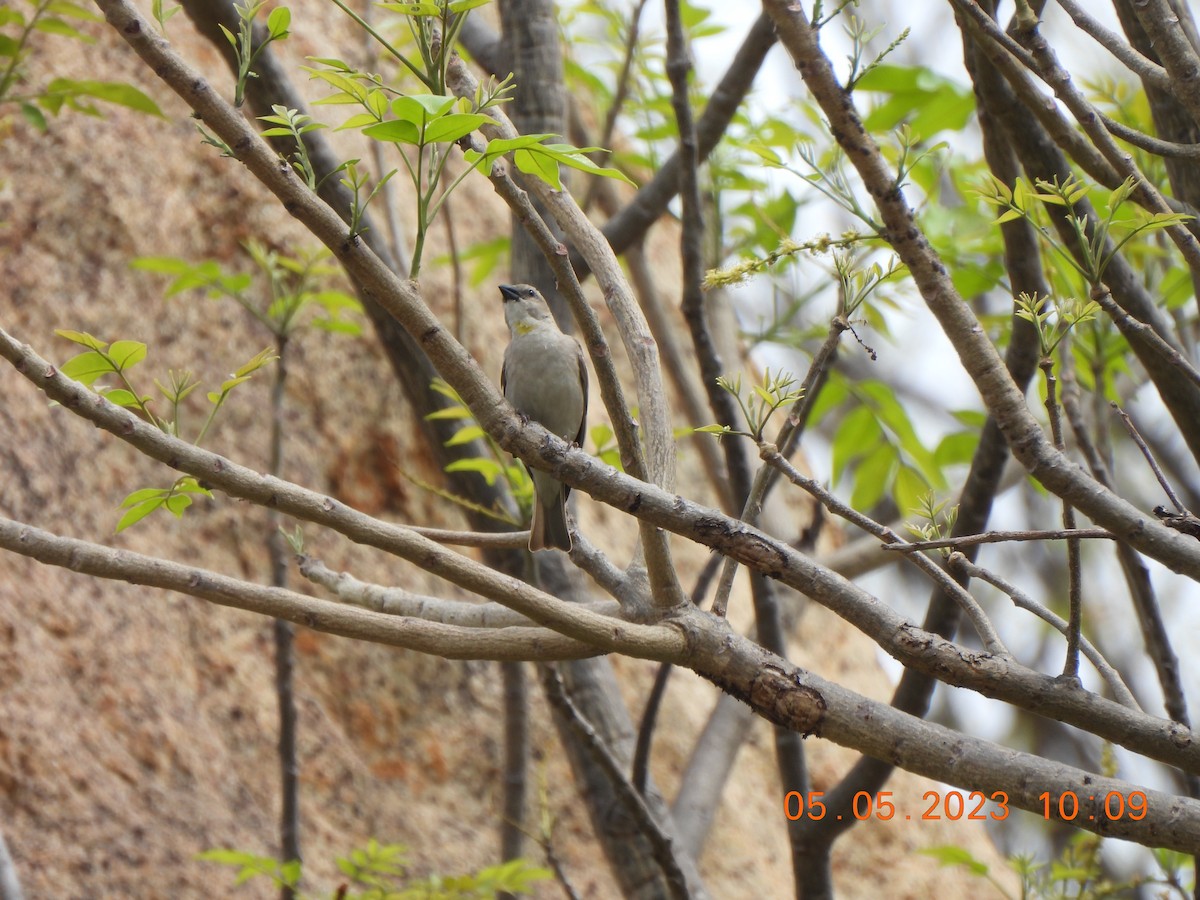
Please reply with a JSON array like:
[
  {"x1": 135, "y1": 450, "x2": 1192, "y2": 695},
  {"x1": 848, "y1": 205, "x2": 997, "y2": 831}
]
[{"x1": 530, "y1": 493, "x2": 572, "y2": 552}]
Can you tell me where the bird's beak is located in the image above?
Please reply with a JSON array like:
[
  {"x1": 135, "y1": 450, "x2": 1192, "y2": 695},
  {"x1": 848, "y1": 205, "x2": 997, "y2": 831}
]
[{"x1": 499, "y1": 284, "x2": 520, "y2": 302}]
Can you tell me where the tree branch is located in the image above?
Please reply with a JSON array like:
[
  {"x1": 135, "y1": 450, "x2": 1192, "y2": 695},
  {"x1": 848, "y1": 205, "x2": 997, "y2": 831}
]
[
  {"x1": 7, "y1": 321, "x2": 1200, "y2": 774},
  {"x1": 0, "y1": 517, "x2": 603, "y2": 661}
]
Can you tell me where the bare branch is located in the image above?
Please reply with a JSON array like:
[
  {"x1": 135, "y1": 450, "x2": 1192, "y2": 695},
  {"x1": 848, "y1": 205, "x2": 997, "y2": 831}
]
[
  {"x1": 1054, "y1": 0, "x2": 1171, "y2": 90},
  {"x1": 0, "y1": 517, "x2": 602, "y2": 661},
  {"x1": 885, "y1": 529, "x2": 1115, "y2": 552},
  {"x1": 298, "y1": 555, "x2": 620, "y2": 626},
  {"x1": 1114, "y1": 403, "x2": 1189, "y2": 514},
  {"x1": 9, "y1": 320, "x2": 1200, "y2": 771}
]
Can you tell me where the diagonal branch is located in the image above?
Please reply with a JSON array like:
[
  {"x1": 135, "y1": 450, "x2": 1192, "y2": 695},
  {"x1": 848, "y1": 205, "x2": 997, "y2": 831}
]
[{"x1": 8, "y1": 322, "x2": 1200, "y2": 776}]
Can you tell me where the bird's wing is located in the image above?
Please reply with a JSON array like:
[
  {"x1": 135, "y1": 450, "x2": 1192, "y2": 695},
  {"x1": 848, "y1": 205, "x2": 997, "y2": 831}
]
[{"x1": 575, "y1": 339, "x2": 588, "y2": 447}]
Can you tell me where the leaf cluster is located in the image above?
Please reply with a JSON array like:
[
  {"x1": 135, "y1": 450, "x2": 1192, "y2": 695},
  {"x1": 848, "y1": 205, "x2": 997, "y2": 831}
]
[
  {"x1": 54, "y1": 329, "x2": 275, "y2": 531},
  {"x1": 976, "y1": 174, "x2": 1192, "y2": 286},
  {"x1": 704, "y1": 369, "x2": 804, "y2": 442},
  {"x1": 303, "y1": 37, "x2": 629, "y2": 276},
  {"x1": 218, "y1": 0, "x2": 291, "y2": 107},
  {"x1": 131, "y1": 242, "x2": 363, "y2": 337},
  {"x1": 0, "y1": 0, "x2": 162, "y2": 129}
]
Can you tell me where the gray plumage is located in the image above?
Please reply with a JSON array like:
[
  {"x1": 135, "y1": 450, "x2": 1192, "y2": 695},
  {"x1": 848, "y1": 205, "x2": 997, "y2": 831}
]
[{"x1": 500, "y1": 283, "x2": 588, "y2": 551}]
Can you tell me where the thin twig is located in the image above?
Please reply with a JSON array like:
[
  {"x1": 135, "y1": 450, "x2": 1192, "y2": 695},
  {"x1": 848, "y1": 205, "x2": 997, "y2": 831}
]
[
  {"x1": 1063, "y1": 359, "x2": 1200, "y2": 767},
  {"x1": 631, "y1": 555, "x2": 718, "y2": 797},
  {"x1": 501, "y1": 658, "x2": 529, "y2": 866},
  {"x1": 1113, "y1": 402, "x2": 1187, "y2": 513},
  {"x1": 267, "y1": 335, "x2": 301, "y2": 900},
  {"x1": 946, "y1": 553, "x2": 1139, "y2": 709},
  {"x1": 299, "y1": 554, "x2": 621, "y2": 626},
  {"x1": 1101, "y1": 113, "x2": 1200, "y2": 160},
  {"x1": 884, "y1": 528, "x2": 1115, "y2": 552},
  {"x1": 632, "y1": 663, "x2": 673, "y2": 796},
  {"x1": 1040, "y1": 354, "x2": 1083, "y2": 680},
  {"x1": 537, "y1": 805, "x2": 583, "y2": 900},
  {"x1": 1054, "y1": 0, "x2": 1171, "y2": 91}
]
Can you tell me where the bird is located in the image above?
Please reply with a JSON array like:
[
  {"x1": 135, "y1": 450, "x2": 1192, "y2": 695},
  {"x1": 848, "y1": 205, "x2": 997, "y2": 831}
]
[{"x1": 500, "y1": 283, "x2": 588, "y2": 552}]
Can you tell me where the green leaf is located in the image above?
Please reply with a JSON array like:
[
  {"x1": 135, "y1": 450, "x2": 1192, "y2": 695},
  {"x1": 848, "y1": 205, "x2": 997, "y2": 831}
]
[
  {"x1": 362, "y1": 119, "x2": 420, "y2": 144},
  {"x1": 43, "y1": 3, "x2": 100, "y2": 24},
  {"x1": 446, "y1": 425, "x2": 486, "y2": 446},
  {"x1": 933, "y1": 431, "x2": 979, "y2": 468},
  {"x1": 423, "y1": 111, "x2": 492, "y2": 143},
  {"x1": 336, "y1": 112, "x2": 381, "y2": 130},
  {"x1": 108, "y1": 340, "x2": 147, "y2": 371},
  {"x1": 120, "y1": 488, "x2": 168, "y2": 507},
  {"x1": 393, "y1": 93, "x2": 457, "y2": 120},
  {"x1": 19, "y1": 102, "x2": 48, "y2": 131},
  {"x1": 851, "y1": 443, "x2": 895, "y2": 511},
  {"x1": 831, "y1": 404, "x2": 881, "y2": 483},
  {"x1": 425, "y1": 405, "x2": 471, "y2": 421},
  {"x1": 513, "y1": 145, "x2": 562, "y2": 188},
  {"x1": 445, "y1": 457, "x2": 507, "y2": 485},
  {"x1": 893, "y1": 464, "x2": 929, "y2": 516},
  {"x1": 115, "y1": 492, "x2": 166, "y2": 532},
  {"x1": 165, "y1": 493, "x2": 194, "y2": 517},
  {"x1": 175, "y1": 478, "x2": 213, "y2": 497},
  {"x1": 857, "y1": 64, "x2": 974, "y2": 138},
  {"x1": 279, "y1": 860, "x2": 302, "y2": 887},
  {"x1": 806, "y1": 376, "x2": 849, "y2": 426},
  {"x1": 233, "y1": 348, "x2": 278, "y2": 378},
  {"x1": 102, "y1": 388, "x2": 140, "y2": 408},
  {"x1": 55, "y1": 329, "x2": 107, "y2": 350},
  {"x1": 33, "y1": 17, "x2": 93, "y2": 41},
  {"x1": 60, "y1": 350, "x2": 115, "y2": 385},
  {"x1": 534, "y1": 142, "x2": 636, "y2": 185},
  {"x1": 45, "y1": 78, "x2": 164, "y2": 117},
  {"x1": 217, "y1": 375, "x2": 251, "y2": 394},
  {"x1": 919, "y1": 845, "x2": 990, "y2": 876},
  {"x1": 312, "y1": 317, "x2": 362, "y2": 334},
  {"x1": 266, "y1": 5, "x2": 290, "y2": 37}
]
